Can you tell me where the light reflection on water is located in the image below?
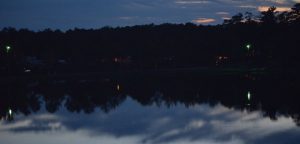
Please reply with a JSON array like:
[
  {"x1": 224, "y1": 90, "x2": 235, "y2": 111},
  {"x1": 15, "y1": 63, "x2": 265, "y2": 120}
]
[
  {"x1": 1, "y1": 97, "x2": 299, "y2": 144},
  {"x1": 1, "y1": 74, "x2": 300, "y2": 144}
]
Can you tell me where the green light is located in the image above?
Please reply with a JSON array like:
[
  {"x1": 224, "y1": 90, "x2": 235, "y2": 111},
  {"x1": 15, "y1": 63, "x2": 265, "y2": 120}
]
[
  {"x1": 247, "y1": 91, "x2": 251, "y2": 100},
  {"x1": 6, "y1": 46, "x2": 11, "y2": 53},
  {"x1": 246, "y1": 44, "x2": 251, "y2": 50}
]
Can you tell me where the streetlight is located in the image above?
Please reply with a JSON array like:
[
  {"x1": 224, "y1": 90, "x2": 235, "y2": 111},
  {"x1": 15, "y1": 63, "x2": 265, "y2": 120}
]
[
  {"x1": 6, "y1": 45, "x2": 11, "y2": 53},
  {"x1": 246, "y1": 44, "x2": 251, "y2": 51}
]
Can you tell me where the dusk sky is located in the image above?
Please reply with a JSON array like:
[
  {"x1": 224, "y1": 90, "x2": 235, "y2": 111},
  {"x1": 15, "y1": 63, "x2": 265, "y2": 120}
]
[{"x1": 0, "y1": 0, "x2": 299, "y2": 30}]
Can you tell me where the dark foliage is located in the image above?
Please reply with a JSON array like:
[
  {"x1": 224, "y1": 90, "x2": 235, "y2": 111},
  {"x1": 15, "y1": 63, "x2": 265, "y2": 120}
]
[{"x1": 0, "y1": 4, "x2": 300, "y2": 75}]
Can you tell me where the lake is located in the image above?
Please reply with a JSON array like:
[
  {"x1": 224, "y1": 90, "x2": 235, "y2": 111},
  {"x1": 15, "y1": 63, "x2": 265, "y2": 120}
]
[{"x1": 1, "y1": 73, "x2": 300, "y2": 144}]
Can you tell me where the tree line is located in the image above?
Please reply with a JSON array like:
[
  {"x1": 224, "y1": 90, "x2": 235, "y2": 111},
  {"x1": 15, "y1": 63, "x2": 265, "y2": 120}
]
[{"x1": 0, "y1": 4, "x2": 300, "y2": 74}]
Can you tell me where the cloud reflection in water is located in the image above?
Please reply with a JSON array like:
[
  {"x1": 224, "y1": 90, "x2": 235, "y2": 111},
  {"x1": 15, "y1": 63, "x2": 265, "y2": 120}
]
[{"x1": 1, "y1": 97, "x2": 300, "y2": 144}]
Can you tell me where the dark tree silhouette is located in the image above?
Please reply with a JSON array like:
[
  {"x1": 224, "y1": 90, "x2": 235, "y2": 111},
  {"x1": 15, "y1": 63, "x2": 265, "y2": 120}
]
[
  {"x1": 260, "y1": 6, "x2": 278, "y2": 24},
  {"x1": 224, "y1": 13, "x2": 244, "y2": 25},
  {"x1": 1, "y1": 4, "x2": 300, "y2": 76}
]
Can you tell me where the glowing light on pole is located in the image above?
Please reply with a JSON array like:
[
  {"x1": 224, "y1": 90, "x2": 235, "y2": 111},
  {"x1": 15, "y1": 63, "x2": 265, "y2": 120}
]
[
  {"x1": 6, "y1": 45, "x2": 11, "y2": 53},
  {"x1": 246, "y1": 44, "x2": 251, "y2": 50}
]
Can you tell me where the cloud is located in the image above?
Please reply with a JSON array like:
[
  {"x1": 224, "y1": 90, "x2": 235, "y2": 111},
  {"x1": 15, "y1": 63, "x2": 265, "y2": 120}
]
[
  {"x1": 1, "y1": 100, "x2": 299, "y2": 144},
  {"x1": 175, "y1": 0, "x2": 211, "y2": 4},
  {"x1": 119, "y1": 16, "x2": 138, "y2": 20},
  {"x1": 2, "y1": 0, "x2": 299, "y2": 30},
  {"x1": 222, "y1": 17, "x2": 231, "y2": 20},
  {"x1": 238, "y1": 5, "x2": 257, "y2": 9},
  {"x1": 210, "y1": 113, "x2": 296, "y2": 140},
  {"x1": 123, "y1": 1, "x2": 155, "y2": 9},
  {"x1": 207, "y1": 104, "x2": 234, "y2": 116},
  {"x1": 0, "y1": 120, "x2": 32, "y2": 130},
  {"x1": 216, "y1": 12, "x2": 230, "y2": 15},
  {"x1": 0, "y1": 113, "x2": 64, "y2": 132},
  {"x1": 262, "y1": 0, "x2": 288, "y2": 5},
  {"x1": 192, "y1": 18, "x2": 216, "y2": 24},
  {"x1": 216, "y1": 12, "x2": 230, "y2": 21},
  {"x1": 257, "y1": 6, "x2": 291, "y2": 11}
]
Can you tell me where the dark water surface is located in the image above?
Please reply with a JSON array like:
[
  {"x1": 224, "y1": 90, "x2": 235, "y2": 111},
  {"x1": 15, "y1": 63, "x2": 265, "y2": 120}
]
[{"x1": 1, "y1": 73, "x2": 300, "y2": 144}]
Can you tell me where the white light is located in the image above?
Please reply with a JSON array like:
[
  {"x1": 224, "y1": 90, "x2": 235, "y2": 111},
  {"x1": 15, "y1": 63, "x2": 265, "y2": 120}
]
[
  {"x1": 8, "y1": 109, "x2": 12, "y2": 115},
  {"x1": 5, "y1": 46, "x2": 11, "y2": 53},
  {"x1": 246, "y1": 44, "x2": 251, "y2": 50},
  {"x1": 247, "y1": 91, "x2": 251, "y2": 100}
]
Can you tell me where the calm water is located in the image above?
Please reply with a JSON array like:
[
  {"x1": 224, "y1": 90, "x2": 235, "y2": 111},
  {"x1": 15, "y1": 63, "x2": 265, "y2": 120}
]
[{"x1": 1, "y1": 74, "x2": 300, "y2": 144}]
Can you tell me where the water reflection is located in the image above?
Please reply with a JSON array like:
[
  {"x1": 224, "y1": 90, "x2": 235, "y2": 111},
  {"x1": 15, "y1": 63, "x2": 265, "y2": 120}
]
[
  {"x1": 0, "y1": 74, "x2": 300, "y2": 143},
  {"x1": 1, "y1": 99, "x2": 299, "y2": 144},
  {"x1": 117, "y1": 84, "x2": 120, "y2": 91},
  {"x1": 0, "y1": 74, "x2": 300, "y2": 124}
]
